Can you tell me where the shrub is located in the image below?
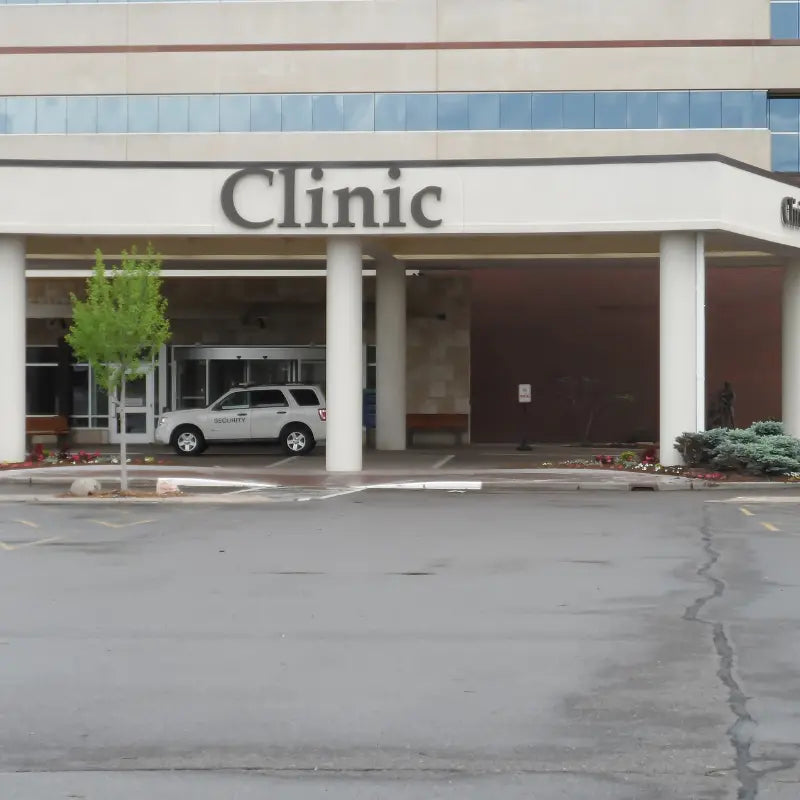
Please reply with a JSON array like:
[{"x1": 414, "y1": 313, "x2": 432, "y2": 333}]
[
  {"x1": 749, "y1": 420, "x2": 784, "y2": 436},
  {"x1": 675, "y1": 422, "x2": 800, "y2": 475}
]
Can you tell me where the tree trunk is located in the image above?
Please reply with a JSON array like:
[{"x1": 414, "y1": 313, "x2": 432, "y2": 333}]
[{"x1": 120, "y1": 377, "x2": 128, "y2": 492}]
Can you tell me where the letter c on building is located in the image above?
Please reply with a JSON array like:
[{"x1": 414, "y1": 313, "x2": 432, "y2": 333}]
[
  {"x1": 221, "y1": 167, "x2": 276, "y2": 229},
  {"x1": 410, "y1": 186, "x2": 443, "y2": 229}
]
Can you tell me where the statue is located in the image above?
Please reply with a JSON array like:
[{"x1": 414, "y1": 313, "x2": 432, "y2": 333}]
[{"x1": 708, "y1": 381, "x2": 735, "y2": 429}]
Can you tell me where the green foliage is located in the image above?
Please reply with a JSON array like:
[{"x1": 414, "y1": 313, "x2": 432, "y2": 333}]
[
  {"x1": 675, "y1": 422, "x2": 800, "y2": 475},
  {"x1": 749, "y1": 420, "x2": 784, "y2": 436},
  {"x1": 66, "y1": 245, "x2": 171, "y2": 393},
  {"x1": 618, "y1": 450, "x2": 637, "y2": 463}
]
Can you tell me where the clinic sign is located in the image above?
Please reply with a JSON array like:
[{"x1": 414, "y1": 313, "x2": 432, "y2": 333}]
[
  {"x1": 221, "y1": 165, "x2": 444, "y2": 231},
  {"x1": 782, "y1": 196, "x2": 800, "y2": 230}
]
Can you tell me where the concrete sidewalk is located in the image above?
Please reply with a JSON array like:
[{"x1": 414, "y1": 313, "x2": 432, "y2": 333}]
[{"x1": 1, "y1": 442, "x2": 798, "y2": 499}]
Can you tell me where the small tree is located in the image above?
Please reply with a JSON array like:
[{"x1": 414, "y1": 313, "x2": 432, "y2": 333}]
[{"x1": 66, "y1": 246, "x2": 170, "y2": 492}]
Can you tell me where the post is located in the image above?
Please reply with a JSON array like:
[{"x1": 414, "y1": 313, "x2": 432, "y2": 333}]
[
  {"x1": 376, "y1": 260, "x2": 407, "y2": 450},
  {"x1": 326, "y1": 238, "x2": 363, "y2": 472},
  {"x1": 660, "y1": 232, "x2": 705, "y2": 466},
  {"x1": 120, "y1": 377, "x2": 128, "y2": 491},
  {"x1": 783, "y1": 262, "x2": 800, "y2": 437},
  {"x1": 0, "y1": 237, "x2": 26, "y2": 464}
]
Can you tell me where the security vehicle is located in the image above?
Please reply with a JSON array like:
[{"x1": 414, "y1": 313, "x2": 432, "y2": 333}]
[{"x1": 156, "y1": 384, "x2": 326, "y2": 456}]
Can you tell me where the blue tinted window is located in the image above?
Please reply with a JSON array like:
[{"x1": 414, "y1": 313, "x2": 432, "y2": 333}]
[
  {"x1": 312, "y1": 94, "x2": 343, "y2": 131},
  {"x1": 627, "y1": 93, "x2": 658, "y2": 129},
  {"x1": 97, "y1": 96, "x2": 126, "y2": 133},
  {"x1": 375, "y1": 94, "x2": 405, "y2": 131},
  {"x1": 770, "y1": 97, "x2": 800, "y2": 131},
  {"x1": 751, "y1": 91, "x2": 768, "y2": 127},
  {"x1": 406, "y1": 94, "x2": 437, "y2": 130},
  {"x1": 0, "y1": 98, "x2": 6, "y2": 135},
  {"x1": 282, "y1": 95, "x2": 312, "y2": 131},
  {"x1": 343, "y1": 94, "x2": 373, "y2": 131},
  {"x1": 690, "y1": 92, "x2": 722, "y2": 128},
  {"x1": 772, "y1": 133, "x2": 800, "y2": 171},
  {"x1": 37, "y1": 96, "x2": 66, "y2": 133},
  {"x1": 722, "y1": 91, "x2": 754, "y2": 128},
  {"x1": 158, "y1": 95, "x2": 189, "y2": 133},
  {"x1": 67, "y1": 96, "x2": 97, "y2": 133},
  {"x1": 499, "y1": 93, "x2": 531, "y2": 129},
  {"x1": 532, "y1": 93, "x2": 563, "y2": 129},
  {"x1": 563, "y1": 92, "x2": 594, "y2": 129},
  {"x1": 6, "y1": 97, "x2": 36, "y2": 133},
  {"x1": 595, "y1": 92, "x2": 627, "y2": 129},
  {"x1": 658, "y1": 92, "x2": 690, "y2": 128},
  {"x1": 128, "y1": 96, "x2": 157, "y2": 133},
  {"x1": 468, "y1": 93, "x2": 500, "y2": 129},
  {"x1": 438, "y1": 94, "x2": 468, "y2": 130},
  {"x1": 250, "y1": 95, "x2": 280, "y2": 131},
  {"x1": 189, "y1": 95, "x2": 219, "y2": 132},
  {"x1": 772, "y1": 2, "x2": 799, "y2": 37},
  {"x1": 220, "y1": 95, "x2": 250, "y2": 132}
]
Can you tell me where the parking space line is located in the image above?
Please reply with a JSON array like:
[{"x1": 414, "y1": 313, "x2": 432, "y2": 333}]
[
  {"x1": 90, "y1": 519, "x2": 154, "y2": 529},
  {"x1": 0, "y1": 537, "x2": 60, "y2": 551},
  {"x1": 739, "y1": 507, "x2": 754, "y2": 517},
  {"x1": 433, "y1": 454, "x2": 455, "y2": 470},
  {"x1": 13, "y1": 519, "x2": 39, "y2": 528},
  {"x1": 267, "y1": 456, "x2": 297, "y2": 469},
  {"x1": 761, "y1": 522, "x2": 780, "y2": 532}
]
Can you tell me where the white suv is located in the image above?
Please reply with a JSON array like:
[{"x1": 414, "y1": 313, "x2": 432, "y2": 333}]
[{"x1": 156, "y1": 384, "x2": 326, "y2": 456}]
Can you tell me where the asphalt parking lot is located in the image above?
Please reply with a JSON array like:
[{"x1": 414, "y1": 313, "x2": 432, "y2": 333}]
[{"x1": 2, "y1": 490, "x2": 800, "y2": 799}]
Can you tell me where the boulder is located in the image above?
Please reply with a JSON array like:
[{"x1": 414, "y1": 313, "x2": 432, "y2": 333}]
[{"x1": 69, "y1": 477, "x2": 102, "y2": 497}]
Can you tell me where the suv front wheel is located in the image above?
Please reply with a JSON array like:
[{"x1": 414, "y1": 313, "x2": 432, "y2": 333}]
[
  {"x1": 172, "y1": 425, "x2": 206, "y2": 456},
  {"x1": 281, "y1": 424, "x2": 315, "y2": 456}
]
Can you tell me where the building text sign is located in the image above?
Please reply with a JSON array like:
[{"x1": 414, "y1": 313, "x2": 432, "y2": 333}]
[
  {"x1": 518, "y1": 384, "x2": 532, "y2": 404},
  {"x1": 221, "y1": 165, "x2": 444, "y2": 231}
]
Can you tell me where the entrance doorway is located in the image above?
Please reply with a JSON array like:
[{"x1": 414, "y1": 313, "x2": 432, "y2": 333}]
[{"x1": 108, "y1": 370, "x2": 156, "y2": 445}]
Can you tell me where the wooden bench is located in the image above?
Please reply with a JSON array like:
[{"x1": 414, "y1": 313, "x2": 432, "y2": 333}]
[
  {"x1": 25, "y1": 415, "x2": 70, "y2": 450},
  {"x1": 406, "y1": 413, "x2": 469, "y2": 447}
]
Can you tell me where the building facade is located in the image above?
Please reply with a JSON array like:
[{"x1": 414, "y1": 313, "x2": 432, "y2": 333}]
[{"x1": 4, "y1": 0, "x2": 800, "y2": 469}]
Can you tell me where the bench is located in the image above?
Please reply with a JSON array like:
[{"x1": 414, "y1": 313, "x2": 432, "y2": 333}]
[
  {"x1": 406, "y1": 413, "x2": 469, "y2": 447},
  {"x1": 25, "y1": 415, "x2": 70, "y2": 450}
]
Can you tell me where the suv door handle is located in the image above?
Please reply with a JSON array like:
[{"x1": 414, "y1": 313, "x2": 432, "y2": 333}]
[
  {"x1": 236, "y1": 413, "x2": 247, "y2": 417},
  {"x1": 277, "y1": 411, "x2": 287, "y2": 415}
]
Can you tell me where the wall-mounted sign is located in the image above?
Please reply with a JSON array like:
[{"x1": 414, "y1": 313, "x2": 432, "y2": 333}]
[
  {"x1": 518, "y1": 384, "x2": 532, "y2": 404},
  {"x1": 221, "y1": 165, "x2": 443, "y2": 231},
  {"x1": 781, "y1": 196, "x2": 800, "y2": 230}
]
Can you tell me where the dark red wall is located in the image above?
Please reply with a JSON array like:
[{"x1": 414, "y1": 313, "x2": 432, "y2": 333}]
[{"x1": 470, "y1": 265, "x2": 782, "y2": 443}]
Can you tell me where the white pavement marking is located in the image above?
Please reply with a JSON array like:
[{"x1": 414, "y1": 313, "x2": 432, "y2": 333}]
[
  {"x1": 13, "y1": 519, "x2": 38, "y2": 528},
  {"x1": 266, "y1": 456, "x2": 297, "y2": 470},
  {"x1": 156, "y1": 477, "x2": 277, "y2": 494},
  {"x1": 432, "y1": 454, "x2": 455, "y2": 470},
  {"x1": 714, "y1": 496, "x2": 800, "y2": 504},
  {"x1": 367, "y1": 481, "x2": 482, "y2": 491},
  {"x1": 90, "y1": 519, "x2": 154, "y2": 529},
  {"x1": 0, "y1": 537, "x2": 59, "y2": 551}
]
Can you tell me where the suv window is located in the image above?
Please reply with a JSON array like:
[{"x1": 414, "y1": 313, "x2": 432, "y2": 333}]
[
  {"x1": 290, "y1": 388, "x2": 320, "y2": 407},
  {"x1": 251, "y1": 389, "x2": 288, "y2": 408},
  {"x1": 215, "y1": 391, "x2": 249, "y2": 411}
]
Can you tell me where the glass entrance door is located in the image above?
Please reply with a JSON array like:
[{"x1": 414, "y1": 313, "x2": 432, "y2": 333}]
[{"x1": 109, "y1": 370, "x2": 155, "y2": 444}]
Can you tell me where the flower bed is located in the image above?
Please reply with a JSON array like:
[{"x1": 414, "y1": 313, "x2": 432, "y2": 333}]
[{"x1": 0, "y1": 445, "x2": 166, "y2": 470}]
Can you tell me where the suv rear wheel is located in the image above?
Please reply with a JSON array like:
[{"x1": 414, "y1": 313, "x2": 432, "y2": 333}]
[
  {"x1": 281, "y1": 424, "x2": 315, "y2": 456},
  {"x1": 172, "y1": 425, "x2": 206, "y2": 456}
]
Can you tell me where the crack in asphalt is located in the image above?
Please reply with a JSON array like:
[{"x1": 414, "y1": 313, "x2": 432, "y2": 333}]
[{"x1": 683, "y1": 506, "x2": 759, "y2": 800}]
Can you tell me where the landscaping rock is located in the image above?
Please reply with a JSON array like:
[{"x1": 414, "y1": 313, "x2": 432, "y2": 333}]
[{"x1": 69, "y1": 477, "x2": 102, "y2": 497}]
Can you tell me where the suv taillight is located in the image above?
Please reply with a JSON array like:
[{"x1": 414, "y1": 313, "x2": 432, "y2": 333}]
[{"x1": 318, "y1": 408, "x2": 327, "y2": 421}]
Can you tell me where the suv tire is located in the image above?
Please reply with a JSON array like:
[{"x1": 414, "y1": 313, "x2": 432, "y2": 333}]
[
  {"x1": 172, "y1": 425, "x2": 206, "y2": 456},
  {"x1": 281, "y1": 424, "x2": 315, "y2": 456}
]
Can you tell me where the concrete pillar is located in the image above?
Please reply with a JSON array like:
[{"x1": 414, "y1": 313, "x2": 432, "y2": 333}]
[
  {"x1": 783, "y1": 263, "x2": 800, "y2": 437},
  {"x1": 0, "y1": 237, "x2": 26, "y2": 463},
  {"x1": 376, "y1": 260, "x2": 407, "y2": 450},
  {"x1": 326, "y1": 237, "x2": 363, "y2": 472},
  {"x1": 660, "y1": 232, "x2": 705, "y2": 466}
]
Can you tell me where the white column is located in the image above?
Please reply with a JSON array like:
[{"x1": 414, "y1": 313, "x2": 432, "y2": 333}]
[
  {"x1": 783, "y1": 263, "x2": 800, "y2": 438},
  {"x1": 326, "y1": 237, "x2": 363, "y2": 472},
  {"x1": 660, "y1": 232, "x2": 705, "y2": 466},
  {"x1": 0, "y1": 237, "x2": 26, "y2": 464},
  {"x1": 376, "y1": 261, "x2": 407, "y2": 450}
]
